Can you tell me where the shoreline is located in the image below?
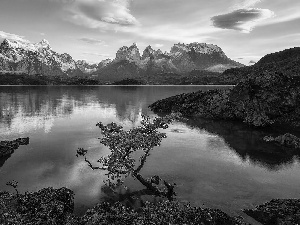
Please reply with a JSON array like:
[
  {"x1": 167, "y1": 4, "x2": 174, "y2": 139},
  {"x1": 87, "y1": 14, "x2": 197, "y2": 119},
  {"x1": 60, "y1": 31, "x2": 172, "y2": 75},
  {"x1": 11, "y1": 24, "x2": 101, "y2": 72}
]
[{"x1": 2, "y1": 186, "x2": 299, "y2": 224}]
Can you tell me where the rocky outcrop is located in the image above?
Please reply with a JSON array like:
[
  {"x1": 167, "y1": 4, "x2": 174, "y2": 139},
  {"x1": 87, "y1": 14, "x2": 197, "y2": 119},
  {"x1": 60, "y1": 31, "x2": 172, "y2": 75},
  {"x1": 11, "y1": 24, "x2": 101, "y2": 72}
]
[
  {"x1": 244, "y1": 199, "x2": 300, "y2": 225},
  {"x1": 264, "y1": 133, "x2": 300, "y2": 149},
  {"x1": 82, "y1": 201, "x2": 247, "y2": 225},
  {"x1": 0, "y1": 187, "x2": 247, "y2": 225},
  {"x1": 0, "y1": 39, "x2": 82, "y2": 77},
  {"x1": 3, "y1": 186, "x2": 300, "y2": 224},
  {"x1": 149, "y1": 71, "x2": 300, "y2": 127},
  {"x1": 0, "y1": 187, "x2": 77, "y2": 224},
  {"x1": 0, "y1": 138, "x2": 29, "y2": 158}
]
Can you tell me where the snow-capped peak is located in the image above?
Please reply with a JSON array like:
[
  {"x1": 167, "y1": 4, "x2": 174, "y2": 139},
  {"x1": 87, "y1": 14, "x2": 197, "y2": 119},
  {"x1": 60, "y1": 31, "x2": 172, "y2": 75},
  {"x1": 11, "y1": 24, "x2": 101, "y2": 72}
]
[
  {"x1": 1, "y1": 38, "x2": 32, "y2": 50},
  {"x1": 0, "y1": 38, "x2": 52, "y2": 52}
]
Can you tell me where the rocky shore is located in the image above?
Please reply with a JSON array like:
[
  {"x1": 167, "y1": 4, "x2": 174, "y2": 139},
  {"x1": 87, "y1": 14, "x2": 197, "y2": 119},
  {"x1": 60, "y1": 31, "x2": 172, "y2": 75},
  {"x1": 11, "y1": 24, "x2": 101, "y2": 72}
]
[
  {"x1": 0, "y1": 187, "x2": 248, "y2": 225},
  {"x1": 244, "y1": 199, "x2": 300, "y2": 225},
  {"x1": 149, "y1": 71, "x2": 300, "y2": 128},
  {"x1": 1, "y1": 186, "x2": 300, "y2": 224}
]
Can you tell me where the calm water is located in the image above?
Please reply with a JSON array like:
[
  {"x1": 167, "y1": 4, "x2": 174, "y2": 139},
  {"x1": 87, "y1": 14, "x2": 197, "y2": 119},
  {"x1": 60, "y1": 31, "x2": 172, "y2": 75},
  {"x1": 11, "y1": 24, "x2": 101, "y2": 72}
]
[{"x1": 1, "y1": 86, "x2": 300, "y2": 217}]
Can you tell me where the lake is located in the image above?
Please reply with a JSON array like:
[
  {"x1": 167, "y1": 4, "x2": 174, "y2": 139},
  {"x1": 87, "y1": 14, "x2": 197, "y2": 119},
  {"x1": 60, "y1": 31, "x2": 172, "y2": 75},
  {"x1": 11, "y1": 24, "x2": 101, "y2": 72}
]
[{"x1": 1, "y1": 85, "x2": 300, "y2": 217}]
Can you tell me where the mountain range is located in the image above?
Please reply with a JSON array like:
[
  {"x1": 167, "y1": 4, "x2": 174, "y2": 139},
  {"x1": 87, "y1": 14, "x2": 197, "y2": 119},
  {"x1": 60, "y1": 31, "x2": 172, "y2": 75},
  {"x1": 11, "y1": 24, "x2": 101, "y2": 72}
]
[
  {"x1": 0, "y1": 39, "x2": 243, "y2": 82},
  {"x1": 0, "y1": 39, "x2": 82, "y2": 77}
]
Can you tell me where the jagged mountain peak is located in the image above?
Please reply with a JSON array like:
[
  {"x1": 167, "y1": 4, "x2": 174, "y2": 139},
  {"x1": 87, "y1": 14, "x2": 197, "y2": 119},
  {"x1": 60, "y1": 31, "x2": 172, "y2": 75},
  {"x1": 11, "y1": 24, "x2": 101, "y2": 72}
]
[
  {"x1": 141, "y1": 45, "x2": 165, "y2": 60},
  {"x1": 142, "y1": 45, "x2": 155, "y2": 59},
  {"x1": 171, "y1": 42, "x2": 223, "y2": 55},
  {"x1": 116, "y1": 43, "x2": 141, "y2": 62}
]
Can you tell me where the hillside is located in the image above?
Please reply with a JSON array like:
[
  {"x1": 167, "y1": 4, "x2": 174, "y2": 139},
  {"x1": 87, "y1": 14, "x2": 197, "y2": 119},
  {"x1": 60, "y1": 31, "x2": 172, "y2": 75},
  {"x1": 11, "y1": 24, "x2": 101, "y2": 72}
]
[{"x1": 221, "y1": 47, "x2": 300, "y2": 83}]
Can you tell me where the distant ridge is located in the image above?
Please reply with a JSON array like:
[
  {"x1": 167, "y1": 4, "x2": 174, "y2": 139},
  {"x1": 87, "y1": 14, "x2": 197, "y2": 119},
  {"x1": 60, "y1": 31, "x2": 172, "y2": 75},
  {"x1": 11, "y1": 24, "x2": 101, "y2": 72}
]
[
  {"x1": 95, "y1": 42, "x2": 244, "y2": 82},
  {"x1": 0, "y1": 38, "x2": 244, "y2": 83}
]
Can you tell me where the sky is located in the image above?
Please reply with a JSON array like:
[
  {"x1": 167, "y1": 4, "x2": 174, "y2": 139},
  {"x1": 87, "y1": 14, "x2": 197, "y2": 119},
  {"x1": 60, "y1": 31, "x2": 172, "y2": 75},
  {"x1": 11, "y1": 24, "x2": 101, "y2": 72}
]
[{"x1": 0, "y1": 0, "x2": 299, "y2": 65}]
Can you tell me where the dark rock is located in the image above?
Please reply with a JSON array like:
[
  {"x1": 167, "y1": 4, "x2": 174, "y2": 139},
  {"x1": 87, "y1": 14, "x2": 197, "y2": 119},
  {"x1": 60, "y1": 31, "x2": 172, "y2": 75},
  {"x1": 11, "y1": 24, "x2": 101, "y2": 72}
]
[
  {"x1": 82, "y1": 200, "x2": 248, "y2": 225},
  {"x1": 0, "y1": 137, "x2": 29, "y2": 158},
  {"x1": 243, "y1": 199, "x2": 300, "y2": 225},
  {"x1": 0, "y1": 187, "x2": 249, "y2": 224},
  {"x1": 264, "y1": 133, "x2": 300, "y2": 149},
  {"x1": 149, "y1": 71, "x2": 300, "y2": 127},
  {"x1": 0, "y1": 187, "x2": 78, "y2": 225}
]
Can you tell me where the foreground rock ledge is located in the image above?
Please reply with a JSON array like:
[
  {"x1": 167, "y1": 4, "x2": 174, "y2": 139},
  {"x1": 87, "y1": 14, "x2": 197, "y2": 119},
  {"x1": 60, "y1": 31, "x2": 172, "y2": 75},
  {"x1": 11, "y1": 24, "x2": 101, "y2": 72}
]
[
  {"x1": 2, "y1": 187, "x2": 300, "y2": 224},
  {"x1": 244, "y1": 199, "x2": 300, "y2": 225},
  {"x1": 0, "y1": 187, "x2": 247, "y2": 224}
]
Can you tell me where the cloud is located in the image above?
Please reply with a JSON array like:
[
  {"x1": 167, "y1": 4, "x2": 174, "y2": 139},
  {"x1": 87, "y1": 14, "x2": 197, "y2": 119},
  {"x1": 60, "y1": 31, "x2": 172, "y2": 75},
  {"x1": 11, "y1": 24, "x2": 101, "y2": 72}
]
[
  {"x1": 0, "y1": 31, "x2": 30, "y2": 43},
  {"x1": 79, "y1": 37, "x2": 105, "y2": 45},
  {"x1": 64, "y1": 0, "x2": 139, "y2": 29},
  {"x1": 249, "y1": 60, "x2": 257, "y2": 64},
  {"x1": 82, "y1": 52, "x2": 111, "y2": 58},
  {"x1": 232, "y1": 0, "x2": 262, "y2": 9},
  {"x1": 154, "y1": 44, "x2": 164, "y2": 48},
  {"x1": 211, "y1": 8, "x2": 275, "y2": 33},
  {"x1": 49, "y1": 0, "x2": 75, "y2": 3}
]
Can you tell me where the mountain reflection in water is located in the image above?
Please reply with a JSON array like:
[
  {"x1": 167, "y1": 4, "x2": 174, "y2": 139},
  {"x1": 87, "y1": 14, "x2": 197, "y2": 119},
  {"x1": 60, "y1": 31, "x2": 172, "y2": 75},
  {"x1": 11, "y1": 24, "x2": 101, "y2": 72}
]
[{"x1": 1, "y1": 85, "x2": 300, "y2": 216}]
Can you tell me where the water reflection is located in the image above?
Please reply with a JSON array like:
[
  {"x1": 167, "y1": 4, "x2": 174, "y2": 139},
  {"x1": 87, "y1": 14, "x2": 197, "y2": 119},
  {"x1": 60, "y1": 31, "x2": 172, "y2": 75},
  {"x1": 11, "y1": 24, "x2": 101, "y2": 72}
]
[
  {"x1": 184, "y1": 118, "x2": 300, "y2": 170},
  {"x1": 0, "y1": 86, "x2": 220, "y2": 135},
  {"x1": 1, "y1": 85, "x2": 300, "y2": 216}
]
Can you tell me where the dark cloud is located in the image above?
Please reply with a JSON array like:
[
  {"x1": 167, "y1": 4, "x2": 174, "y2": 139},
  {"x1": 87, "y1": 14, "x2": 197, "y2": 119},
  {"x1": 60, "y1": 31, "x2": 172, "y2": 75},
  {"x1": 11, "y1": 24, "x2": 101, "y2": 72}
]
[
  {"x1": 211, "y1": 8, "x2": 274, "y2": 32},
  {"x1": 249, "y1": 60, "x2": 257, "y2": 64},
  {"x1": 79, "y1": 37, "x2": 105, "y2": 45}
]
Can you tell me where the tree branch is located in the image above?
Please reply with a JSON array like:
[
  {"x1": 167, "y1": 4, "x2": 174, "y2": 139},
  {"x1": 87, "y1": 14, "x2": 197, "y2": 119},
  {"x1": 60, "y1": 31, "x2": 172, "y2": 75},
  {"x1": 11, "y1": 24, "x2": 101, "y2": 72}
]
[{"x1": 84, "y1": 157, "x2": 107, "y2": 170}]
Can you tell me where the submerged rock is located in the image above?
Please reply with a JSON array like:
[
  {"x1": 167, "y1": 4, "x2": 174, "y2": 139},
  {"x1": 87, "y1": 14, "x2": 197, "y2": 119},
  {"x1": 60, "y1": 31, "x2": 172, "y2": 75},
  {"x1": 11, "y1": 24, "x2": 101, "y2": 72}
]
[
  {"x1": 0, "y1": 137, "x2": 29, "y2": 158},
  {"x1": 263, "y1": 133, "x2": 300, "y2": 149},
  {"x1": 244, "y1": 199, "x2": 300, "y2": 225}
]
